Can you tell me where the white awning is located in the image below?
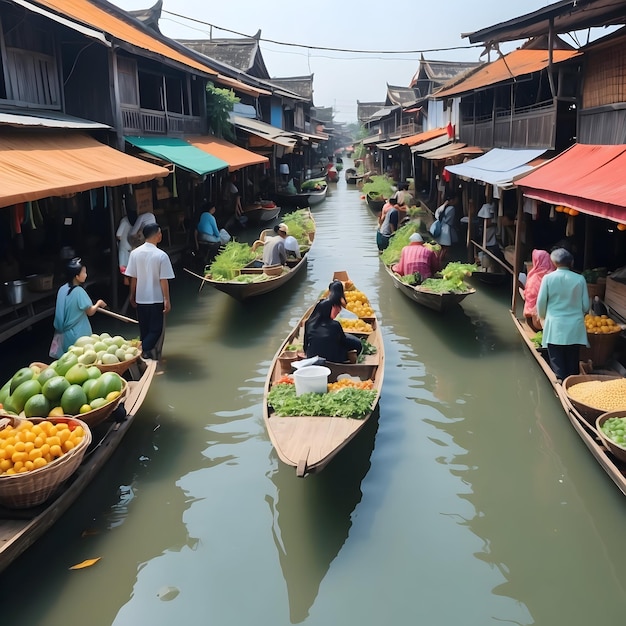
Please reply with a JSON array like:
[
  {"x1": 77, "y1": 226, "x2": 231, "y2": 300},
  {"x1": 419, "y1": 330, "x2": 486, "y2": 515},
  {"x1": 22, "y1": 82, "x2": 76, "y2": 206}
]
[
  {"x1": 0, "y1": 110, "x2": 110, "y2": 130},
  {"x1": 445, "y1": 148, "x2": 547, "y2": 189}
]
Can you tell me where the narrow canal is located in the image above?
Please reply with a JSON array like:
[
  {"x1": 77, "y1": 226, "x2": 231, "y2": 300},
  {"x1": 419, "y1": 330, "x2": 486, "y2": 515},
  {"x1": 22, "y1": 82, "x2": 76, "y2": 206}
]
[{"x1": 2, "y1": 170, "x2": 626, "y2": 625}]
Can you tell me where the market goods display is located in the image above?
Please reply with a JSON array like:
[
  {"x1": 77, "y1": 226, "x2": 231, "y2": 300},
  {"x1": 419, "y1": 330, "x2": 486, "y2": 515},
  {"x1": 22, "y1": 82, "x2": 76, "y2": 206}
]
[
  {"x1": 380, "y1": 224, "x2": 439, "y2": 266},
  {"x1": 343, "y1": 289, "x2": 375, "y2": 317},
  {"x1": 0, "y1": 417, "x2": 87, "y2": 475},
  {"x1": 0, "y1": 359, "x2": 125, "y2": 420},
  {"x1": 584, "y1": 314, "x2": 622, "y2": 334},
  {"x1": 599, "y1": 415, "x2": 626, "y2": 448},
  {"x1": 268, "y1": 379, "x2": 377, "y2": 419},
  {"x1": 338, "y1": 318, "x2": 373, "y2": 333},
  {"x1": 68, "y1": 332, "x2": 141, "y2": 371},
  {"x1": 566, "y1": 377, "x2": 626, "y2": 413},
  {"x1": 0, "y1": 416, "x2": 92, "y2": 508},
  {"x1": 419, "y1": 262, "x2": 478, "y2": 293}
]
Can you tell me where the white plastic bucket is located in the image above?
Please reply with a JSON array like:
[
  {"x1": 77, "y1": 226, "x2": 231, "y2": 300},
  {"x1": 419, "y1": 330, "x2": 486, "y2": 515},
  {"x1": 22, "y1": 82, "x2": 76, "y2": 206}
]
[{"x1": 293, "y1": 365, "x2": 331, "y2": 396}]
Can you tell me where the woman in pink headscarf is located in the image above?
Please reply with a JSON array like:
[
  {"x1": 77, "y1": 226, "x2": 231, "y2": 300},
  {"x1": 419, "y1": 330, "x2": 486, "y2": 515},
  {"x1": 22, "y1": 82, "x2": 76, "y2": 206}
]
[{"x1": 523, "y1": 249, "x2": 554, "y2": 331}]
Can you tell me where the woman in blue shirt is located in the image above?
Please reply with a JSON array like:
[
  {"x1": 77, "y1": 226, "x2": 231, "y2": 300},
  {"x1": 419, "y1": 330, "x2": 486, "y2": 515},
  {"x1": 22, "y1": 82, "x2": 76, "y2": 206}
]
[
  {"x1": 196, "y1": 205, "x2": 221, "y2": 244},
  {"x1": 52, "y1": 258, "x2": 107, "y2": 356}
]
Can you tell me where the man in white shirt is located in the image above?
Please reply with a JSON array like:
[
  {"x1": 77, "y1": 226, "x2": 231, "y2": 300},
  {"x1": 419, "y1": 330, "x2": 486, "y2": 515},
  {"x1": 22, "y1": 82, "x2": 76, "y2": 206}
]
[{"x1": 125, "y1": 223, "x2": 175, "y2": 360}]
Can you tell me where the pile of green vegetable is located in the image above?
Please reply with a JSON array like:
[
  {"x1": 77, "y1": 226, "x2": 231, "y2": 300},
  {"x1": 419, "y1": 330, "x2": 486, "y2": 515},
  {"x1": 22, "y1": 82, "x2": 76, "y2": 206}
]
[
  {"x1": 531, "y1": 331, "x2": 543, "y2": 348},
  {"x1": 419, "y1": 262, "x2": 478, "y2": 293},
  {"x1": 380, "y1": 224, "x2": 438, "y2": 266},
  {"x1": 300, "y1": 178, "x2": 326, "y2": 191},
  {"x1": 281, "y1": 208, "x2": 316, "y2": 246},
  {"x1": 268, "y1": 384, "x2": 377, "y2": 419},
  {"x1": 206, "y1": 241, "x2": 256, "y2": 280},
  {"x1": 361, "y1": 175, "x2": 395, "y2": 201}
]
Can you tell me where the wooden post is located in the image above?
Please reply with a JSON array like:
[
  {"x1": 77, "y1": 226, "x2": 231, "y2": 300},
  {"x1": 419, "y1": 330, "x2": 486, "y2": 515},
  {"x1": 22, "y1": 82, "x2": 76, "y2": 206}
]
[{"x1": 511, "y1": 187, "x2": 523, "y2": 312}]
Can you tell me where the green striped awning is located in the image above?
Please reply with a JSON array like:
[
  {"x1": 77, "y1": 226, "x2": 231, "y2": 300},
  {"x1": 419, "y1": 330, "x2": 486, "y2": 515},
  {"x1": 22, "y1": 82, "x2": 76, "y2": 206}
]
[{"x1": 125, "y1": 136, "x2": 229, "y2": 176}]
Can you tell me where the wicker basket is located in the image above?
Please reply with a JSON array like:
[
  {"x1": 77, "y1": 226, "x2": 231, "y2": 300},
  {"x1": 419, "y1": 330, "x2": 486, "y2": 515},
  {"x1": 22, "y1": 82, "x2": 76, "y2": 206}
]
[
  {"x1": 563, "y1": 374, "x2": 623, "y2": 423},
  {"x1": 0, "y1": 416, "x2": 92, "y2": 509},
  {"x1": 263, "y1": 264, "x2": 283, "y2": 277},
  {"x1": 78, "y1": 379, "x2": 127, "y2": 428},
  {"x1": 95, "y1": 352, "x2": 141, "y2": 376},
  {"x1": 595, "y1": 412, "x2": 626, "y2": 463}
]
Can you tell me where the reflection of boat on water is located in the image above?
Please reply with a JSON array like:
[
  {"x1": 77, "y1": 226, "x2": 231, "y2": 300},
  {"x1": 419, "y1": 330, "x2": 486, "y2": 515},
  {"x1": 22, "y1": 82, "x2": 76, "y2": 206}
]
[{"x1": 267, "y1": 410, "x2": 379, "y2": 623}]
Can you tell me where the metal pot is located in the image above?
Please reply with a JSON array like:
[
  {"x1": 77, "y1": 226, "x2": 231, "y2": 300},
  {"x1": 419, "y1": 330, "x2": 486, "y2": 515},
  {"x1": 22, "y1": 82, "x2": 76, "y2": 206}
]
[{"x1": 3, "y1": 280, "x2": 27, "y2": 305}]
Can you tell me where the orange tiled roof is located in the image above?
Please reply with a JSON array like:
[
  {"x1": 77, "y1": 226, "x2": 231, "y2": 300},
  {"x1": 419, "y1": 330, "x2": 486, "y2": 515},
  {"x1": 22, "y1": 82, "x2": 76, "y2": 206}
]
[
  {"x1": 398, "y1": 127, "x2": 447, "y2": 147},
  {"x1": 435, "y1": 48, "x2": 580, "y2": 98}
]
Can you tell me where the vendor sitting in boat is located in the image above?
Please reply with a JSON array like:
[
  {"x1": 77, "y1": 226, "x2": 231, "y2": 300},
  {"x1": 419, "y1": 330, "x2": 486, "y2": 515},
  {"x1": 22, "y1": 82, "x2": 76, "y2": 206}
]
[
  {"x1": 262, "y1": 223, "x2": 288, "y2": 267},
  {"x1": 304, "y1": 282, "x2": 362, "y2": 363},
  {"x1": 283, "y1": 230, "x2": 301, "y2": 260},
  {"x1": 392, "y1": 233, "x2": 438, "y2": 280}
]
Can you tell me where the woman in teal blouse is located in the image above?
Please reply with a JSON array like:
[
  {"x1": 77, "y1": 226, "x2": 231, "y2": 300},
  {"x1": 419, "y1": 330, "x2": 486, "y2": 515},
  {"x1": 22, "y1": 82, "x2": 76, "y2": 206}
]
[
  {"x1": 52, "y1": 258, "x2": 107, "y2": 356},
  {"x1": 536, "y1": 248, "x2": 589, "y2": 381}
]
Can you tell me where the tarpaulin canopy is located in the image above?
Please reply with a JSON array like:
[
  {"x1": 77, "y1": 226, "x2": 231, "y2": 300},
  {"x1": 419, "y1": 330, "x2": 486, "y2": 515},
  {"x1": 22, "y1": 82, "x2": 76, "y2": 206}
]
[
  {"x1": 398, "y1": 127, "x2": 447, "y2": 147},
  {"x1": 230, "y1": 115, "x2": 297, "y2": 148},
  {"x1": 417, "y1": 142, "x2": 484, "y2": 160},
  {"x1": 188, "y1": 135, "x2": 268, "y2": 172},
  {"x1": 0, "y1": 131, "x2": 168, "y2": 208},
  {"x1": 445, "y1": 148, "x2": 547, "y2": 189},
  {"x1": 410, "y1": 134, "x2": 453, "y2": 155},
  {"x1": 515, "y1": 143, "x2": 626, "y2": 222},
  {"x1": 125, "y1": 136, "x2": 228, "y2": 176}
]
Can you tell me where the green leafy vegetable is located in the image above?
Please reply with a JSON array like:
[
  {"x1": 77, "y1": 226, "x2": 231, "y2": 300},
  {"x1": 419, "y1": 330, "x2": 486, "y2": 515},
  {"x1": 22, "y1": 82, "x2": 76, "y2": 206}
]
[
  {"x1": 268, "y1": 383, "x2": 377, "y2": 419},
  {"x1": 207, "y1": 241, "x2": 256, "y2": 280}
]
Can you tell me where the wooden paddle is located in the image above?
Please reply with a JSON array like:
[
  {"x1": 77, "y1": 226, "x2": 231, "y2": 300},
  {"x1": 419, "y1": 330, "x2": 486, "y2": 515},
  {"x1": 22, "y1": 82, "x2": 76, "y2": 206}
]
[{"x1": 97, "y1": 308, "x2": 139, "y2": 324}]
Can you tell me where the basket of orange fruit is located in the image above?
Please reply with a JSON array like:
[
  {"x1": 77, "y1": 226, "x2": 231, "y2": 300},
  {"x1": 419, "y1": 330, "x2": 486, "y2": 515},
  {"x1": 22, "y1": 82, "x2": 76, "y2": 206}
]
[
  {"x1": 0, "y1": 414, "x2": 91, "y2": 508},
  {"x1": 581, "y1": 314, "x2": 623, "y2": 367}
]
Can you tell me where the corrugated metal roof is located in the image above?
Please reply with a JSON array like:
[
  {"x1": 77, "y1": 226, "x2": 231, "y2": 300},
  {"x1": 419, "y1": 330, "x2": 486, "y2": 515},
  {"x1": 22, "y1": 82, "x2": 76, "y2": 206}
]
[
  {"x1": 515, "y1": 143, "x2": 626, "y2": 221},
  {"x1": 446, "y1": 148, "x2": 547, "y2": 189},
  {"x1": 418, "y1": 143, "x2": 484, "y2": 159},
  {"x1": 230, "y1": 115, "x2": 297, "y2": 148},
  {"x1": 398, "y1": 127, "x2": 447, "y2": 147},
  {"x1": 35, "y1": 0, "x2": 220, "y2": 77},
  {"x1": 435, "y1": 49, "x2": 580, "y2": 98},
  {"x1": 0, "y1": 110, "x2": 110, "y2": 129}
]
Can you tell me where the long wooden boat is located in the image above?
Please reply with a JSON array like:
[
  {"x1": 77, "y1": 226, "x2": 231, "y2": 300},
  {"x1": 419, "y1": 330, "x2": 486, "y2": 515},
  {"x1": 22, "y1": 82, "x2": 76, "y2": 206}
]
[
  {"x1": 241, "y1": 202, "x2": 281, "y2": 225},
  {"x1": 263, "y1": 273, "x2": 385, "y2": 477},
  {"x1": 274, "y1": 184, "x2": 327, "y2": 208},
  {"x1": 511, "y1": 313, "x2": 626, "y2": 496},
  {"x1": 186, "y1": 253, "x2": 309, "y2": 301},
  {"x1": 366, "y1": 192, "x2": 385, "y2": 213},
  {"x1": 0, "y1": 358, "x2": 157, "y2": 573},
  {"x1": 382, "y1": 263, "x2": 476, "y2": 312},
  {"x1": 344, "y1": 168, "x2": 362, "y2": 185}
]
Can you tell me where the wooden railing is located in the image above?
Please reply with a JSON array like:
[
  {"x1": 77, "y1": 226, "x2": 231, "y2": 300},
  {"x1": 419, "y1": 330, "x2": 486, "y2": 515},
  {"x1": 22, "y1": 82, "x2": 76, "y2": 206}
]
[
  {"x1": 121, "y1": 106, "x2": 202, "y2": 135},
  {"x1": 459, "y1": 101, "x2": 556, "y2": 148}
]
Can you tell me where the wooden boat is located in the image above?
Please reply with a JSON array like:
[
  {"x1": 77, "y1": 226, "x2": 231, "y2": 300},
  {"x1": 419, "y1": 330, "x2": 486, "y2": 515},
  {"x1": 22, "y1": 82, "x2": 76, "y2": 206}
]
[
  {"x1": 511, "y1": 313, "x2": 626, "y2": 496},
  {"x1": 382, "y1": 263, "x2": 475, "y2": 312},
  {"x1": 326, "y1": 167, "x2": 339, "y2": 183},
  {"x1": 0, "y1": 358, "x2": 157, "y2": 573},
  {"x1": 366, "y1": 192, "x2": 385, "y2": 213},
  {"x1": 186, "y1": 253, "x2": 308, "y2": 301},
  {"x1": 241, "y1": 201, "x2": 281, "y2": 225},
  {"x1": 274, "y1": 184, "x2": 327, "y2": 208},
  {"x1": 263, "y1": 272, "x2": 385, "y2": 477},
  {"x1": 344, "y1": 168, "x2": 361, "y2": 185}
]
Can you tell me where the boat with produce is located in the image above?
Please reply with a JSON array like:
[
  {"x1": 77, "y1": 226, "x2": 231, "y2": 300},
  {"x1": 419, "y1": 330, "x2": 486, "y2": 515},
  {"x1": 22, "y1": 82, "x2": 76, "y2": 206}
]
[
  {"x1": 185, "y1": 209, "x2": 315, "y2": 301},
  {"x1": 0, "y1": 354, "x2": 156, "y2": 572},
  {"x1": 263, "y1": 272, "x2": 385, "y2": 477},
  {"x1": 512, "y1": 310, "x2": 626, "y2": 496},
  {"x1": 241, "y1": 200, "x2": 281, "y2": 225},
  {"x1": 380, "y1": 225, "x2": 477, "y2": 312},
  {"x1": 275, "y1": 179, "x2": 328, "y2": 208}
]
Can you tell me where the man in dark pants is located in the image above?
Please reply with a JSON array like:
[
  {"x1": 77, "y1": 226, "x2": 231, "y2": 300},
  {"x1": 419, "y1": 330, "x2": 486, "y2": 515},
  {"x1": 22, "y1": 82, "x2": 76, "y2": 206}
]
[{"x1": 125, "y1": 223, "x2": 175, "y2": 360}]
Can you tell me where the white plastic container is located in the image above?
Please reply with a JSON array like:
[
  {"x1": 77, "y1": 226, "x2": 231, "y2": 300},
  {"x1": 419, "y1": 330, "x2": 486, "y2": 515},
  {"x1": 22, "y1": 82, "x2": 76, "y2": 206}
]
[{"x1": 293, "y1": 365, "x2": 331, "y2": 396}]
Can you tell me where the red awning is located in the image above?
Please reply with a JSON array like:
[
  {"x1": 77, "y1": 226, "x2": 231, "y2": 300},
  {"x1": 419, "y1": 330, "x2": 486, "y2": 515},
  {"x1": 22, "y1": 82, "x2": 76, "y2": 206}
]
[{"x1": 515, "y1": 143, "x2": 626, "y2": 222}]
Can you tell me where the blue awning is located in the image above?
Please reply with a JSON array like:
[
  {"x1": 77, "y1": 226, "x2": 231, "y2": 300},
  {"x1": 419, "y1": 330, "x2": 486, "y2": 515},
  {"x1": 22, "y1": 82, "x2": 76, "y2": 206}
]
[{"x1": 125, "y1": 136, "x2": 229, "y2": 176}]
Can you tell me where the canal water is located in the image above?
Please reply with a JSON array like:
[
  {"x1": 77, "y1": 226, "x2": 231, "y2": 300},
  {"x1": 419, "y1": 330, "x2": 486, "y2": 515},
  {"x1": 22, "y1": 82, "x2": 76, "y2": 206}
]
[{"x1": 2, "y1": 169, "x2": 626, "y2": 625}]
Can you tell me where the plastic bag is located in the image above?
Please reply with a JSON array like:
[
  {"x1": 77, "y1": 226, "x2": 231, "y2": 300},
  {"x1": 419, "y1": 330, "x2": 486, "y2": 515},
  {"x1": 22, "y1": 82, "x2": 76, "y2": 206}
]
[{"x1": 429, "y1": 219, "x2": 442, "y2": 238}]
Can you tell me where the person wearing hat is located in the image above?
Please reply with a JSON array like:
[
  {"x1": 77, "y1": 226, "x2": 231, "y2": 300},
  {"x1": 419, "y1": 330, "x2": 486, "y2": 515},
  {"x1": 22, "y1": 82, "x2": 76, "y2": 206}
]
[
  {"x1": 391, "y1": 232, "x2": 438, "y2": 280},
  {"x1": 283, "y1": 224, "x2": 301, "y2": 260},
  {"x1": 262, "y1": 223, "x2": 288, "y2": 267},
  {"x1": 125, "y1": 222, "x2": 175, "y2": 360}
]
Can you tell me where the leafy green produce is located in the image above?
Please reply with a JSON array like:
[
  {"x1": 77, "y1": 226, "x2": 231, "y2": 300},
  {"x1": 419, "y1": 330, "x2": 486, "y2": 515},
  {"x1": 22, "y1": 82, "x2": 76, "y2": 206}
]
[
  {"x1": 381, "y1": 223, "x2": 425, "y2": 265},
  {"x1": 400, "y1": 272, "x2": 422, "y2": 286},
  {"x1": 420, "y1": 262, "x2": 478, "y2": 293},
  {"x1": 361, "y1": 175, "x2": 395, "y2": 201},
  {"x1": 601, "y1": 416, "x2": 626, "y2": 448},
  {"x1": 268, "y1": 383, "x2": 377, "y2": 419},
  {"x1": 207, "y1": 241, "x2": 256, "y2": 280},
  {"x1": 281, "y1": 208, "x2": 315, "y2": 245},
  {"x1": 531, "y1": 331, "x2": 543, "y2": 348}
]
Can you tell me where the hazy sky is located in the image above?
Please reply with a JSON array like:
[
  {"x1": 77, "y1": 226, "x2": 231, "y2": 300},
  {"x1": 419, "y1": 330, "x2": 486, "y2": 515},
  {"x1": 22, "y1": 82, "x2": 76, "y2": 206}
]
[{"x1": 112, "y1": 1, "x2": 585, "y2": 123}]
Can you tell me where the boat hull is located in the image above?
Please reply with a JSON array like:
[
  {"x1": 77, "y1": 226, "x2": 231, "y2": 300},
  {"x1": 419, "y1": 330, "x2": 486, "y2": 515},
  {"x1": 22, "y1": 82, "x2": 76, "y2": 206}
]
[
  {"x1": 263, "y1": 273, "x2": 385, "y2": 477},
  {"x1": 384, "y1": 264, "x2": 475, "y2": 312},
  {"x1": 242, "y1": 205, "x2": 281, "y2": 225},
  {"x1": 511, "y1": 313, "x2": 626, "y2": 496},
  {"x1": 0, "y1": 359, "x2": 157, "y2": 573},
  {"x1": 366, "y1": 194, "x2": 385, "y2": 212}
]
